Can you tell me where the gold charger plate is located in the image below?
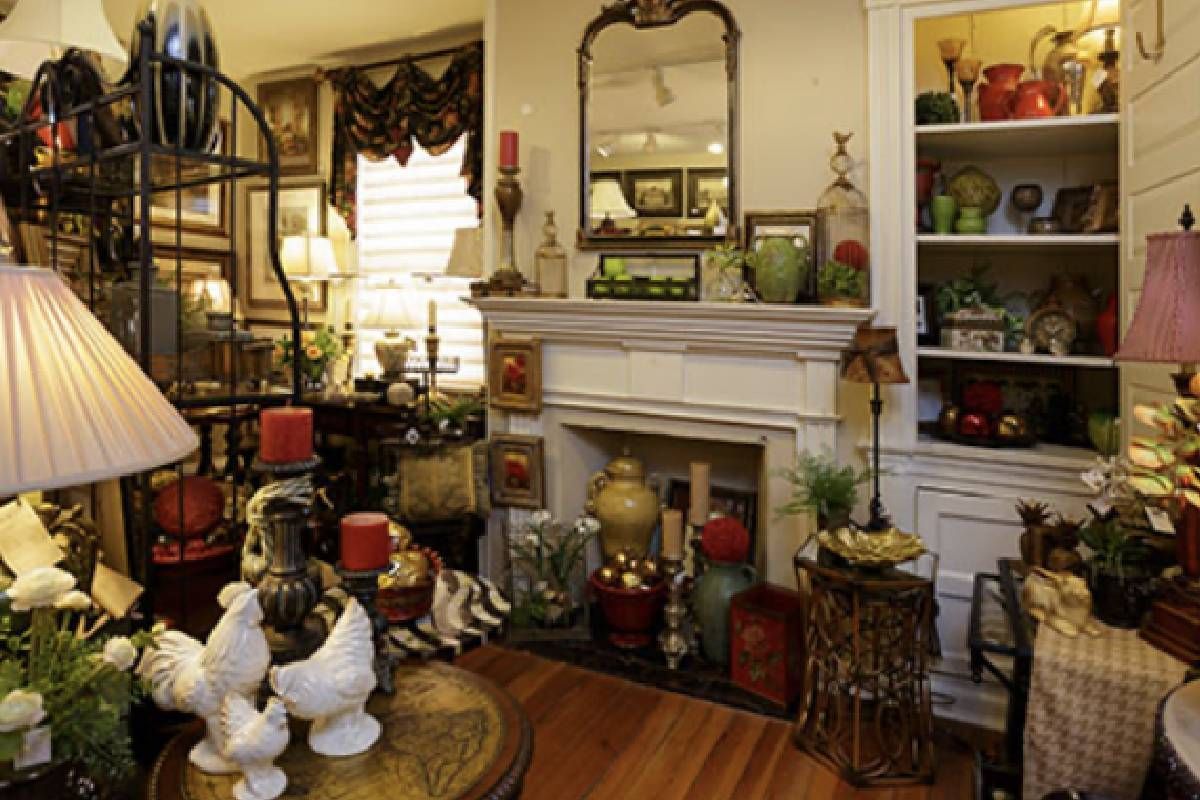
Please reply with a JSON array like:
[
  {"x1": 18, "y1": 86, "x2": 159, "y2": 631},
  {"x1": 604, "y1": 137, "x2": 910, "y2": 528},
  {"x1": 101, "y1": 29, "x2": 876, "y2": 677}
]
[{"x1": 154, "y1": 662, "x2": 530, "y2": 800}]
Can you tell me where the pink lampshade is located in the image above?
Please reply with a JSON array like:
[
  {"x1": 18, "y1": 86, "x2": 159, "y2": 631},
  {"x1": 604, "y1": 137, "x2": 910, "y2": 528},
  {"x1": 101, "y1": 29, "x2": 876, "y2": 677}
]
[{"x1": 1116, "y1": 231, "x2": 1200, "y2": 363}]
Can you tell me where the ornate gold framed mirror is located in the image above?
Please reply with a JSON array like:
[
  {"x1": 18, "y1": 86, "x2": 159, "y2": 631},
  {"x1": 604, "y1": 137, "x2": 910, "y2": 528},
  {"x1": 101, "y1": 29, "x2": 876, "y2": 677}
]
[{"x1": 578, "y1": 0, "x2": 740, "y2": 252}]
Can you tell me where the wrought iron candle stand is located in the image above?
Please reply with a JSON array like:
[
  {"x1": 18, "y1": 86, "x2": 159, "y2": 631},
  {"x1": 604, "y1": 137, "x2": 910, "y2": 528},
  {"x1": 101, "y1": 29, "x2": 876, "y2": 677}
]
[
  {"x1": 658, "y1": 557, "x2": 689, "y2": 669},
  {"x1": 337, "y1": 563, "x2": 396, "y2": 694},
  {"x1": 253, "y1": 455, "x2": 325, "y2": 664}
]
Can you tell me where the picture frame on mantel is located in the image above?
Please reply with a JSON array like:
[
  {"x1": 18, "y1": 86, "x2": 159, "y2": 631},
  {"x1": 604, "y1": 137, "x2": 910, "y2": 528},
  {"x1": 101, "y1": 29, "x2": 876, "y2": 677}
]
[
  {"x1": 245, "y1": 180, "x2": 327, "y2": 315},
  {"x1": 490, "y1": 434, "x2": 546, "y2": 509},
  {"x1": 257, "y1": 76, "x2": 320, "y2": 176},
  {"x1": 488, "y1": 336, "x2": 542, "y2": 413}
]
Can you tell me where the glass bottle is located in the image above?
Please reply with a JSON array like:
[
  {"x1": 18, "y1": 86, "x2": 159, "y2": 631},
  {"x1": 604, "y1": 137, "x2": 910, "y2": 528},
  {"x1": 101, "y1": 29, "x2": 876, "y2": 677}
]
[
  {"x1": 535, "y1": 211, "x2": 568, "y2": 298},
  {"x1": 816, "y1": 132, "x2": 870, "y2": 307}
]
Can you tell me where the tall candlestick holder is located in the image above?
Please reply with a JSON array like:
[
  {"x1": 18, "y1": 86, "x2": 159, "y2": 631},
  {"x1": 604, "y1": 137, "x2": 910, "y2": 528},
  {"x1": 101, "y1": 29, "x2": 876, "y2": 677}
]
[
  {"x1": 425, "y1": 331, "x2": 440, "y2": 401},
  {"x1": 253, "y1": 455, "x2": 325, "y2": 664},
  {"x1": 337, "y1": 563, "x2": 395, "y2": 694},
  {"x1": 486, "y1": 165, "x2": 527, "y2": 295},
  {"x1": 658, "y1": 556, "x2": 689, "y2": 669}
]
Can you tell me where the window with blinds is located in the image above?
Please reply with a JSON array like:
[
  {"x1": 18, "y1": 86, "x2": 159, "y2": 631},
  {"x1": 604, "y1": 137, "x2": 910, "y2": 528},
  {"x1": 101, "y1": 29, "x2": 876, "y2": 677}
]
[{"x1": 355, "y1": 135, "x2": 483, "y2": 387}]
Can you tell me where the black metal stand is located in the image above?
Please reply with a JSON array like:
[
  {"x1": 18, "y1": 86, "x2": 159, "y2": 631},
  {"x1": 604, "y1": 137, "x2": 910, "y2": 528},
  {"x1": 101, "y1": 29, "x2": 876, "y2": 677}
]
[
  {"x1": 337, "y1": 563, "x2": 395, "y2": 694},
  {"x1": 865, "y1": 381, "x2": 892, "y2": 532}
]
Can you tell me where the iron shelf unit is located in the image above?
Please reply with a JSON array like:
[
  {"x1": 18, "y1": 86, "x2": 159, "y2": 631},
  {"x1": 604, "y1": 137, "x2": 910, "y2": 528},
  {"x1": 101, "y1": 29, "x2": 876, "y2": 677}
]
[{"x1": 0, "y1": 19, "x2": 303, "y2": 614}]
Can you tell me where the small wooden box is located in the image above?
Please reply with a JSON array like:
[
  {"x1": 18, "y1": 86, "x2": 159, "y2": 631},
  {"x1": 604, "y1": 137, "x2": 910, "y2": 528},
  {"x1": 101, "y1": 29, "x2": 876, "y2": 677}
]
[{"x1": 730, "y1": 583, "x2": 806, "y2": 707}]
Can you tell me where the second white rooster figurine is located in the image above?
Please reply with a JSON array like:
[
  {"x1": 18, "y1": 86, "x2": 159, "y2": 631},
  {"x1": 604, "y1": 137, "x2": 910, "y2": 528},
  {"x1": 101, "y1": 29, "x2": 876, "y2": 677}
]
[
  {"x1": 269, "y1": 597, "x2": 380, "y2": 757},
  {"x1": 220, "y1": 695, "x2": 290, "y2": 800},
  {"x1": 138, "y1": 582, "x2": 271, "y2": 773}
]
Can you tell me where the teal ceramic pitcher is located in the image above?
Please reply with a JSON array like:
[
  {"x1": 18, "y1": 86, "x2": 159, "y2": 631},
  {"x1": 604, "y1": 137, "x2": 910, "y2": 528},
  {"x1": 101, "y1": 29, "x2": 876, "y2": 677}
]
[{"x1": 692, "y1": 560, "x2": 757, "y2": 665}]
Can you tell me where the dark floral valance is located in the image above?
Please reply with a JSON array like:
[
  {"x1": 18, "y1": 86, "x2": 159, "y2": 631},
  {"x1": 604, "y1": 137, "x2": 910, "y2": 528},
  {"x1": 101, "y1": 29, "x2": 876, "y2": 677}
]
[{"x1": 327, "y1": 42, "x2": 483, "y2": 237}]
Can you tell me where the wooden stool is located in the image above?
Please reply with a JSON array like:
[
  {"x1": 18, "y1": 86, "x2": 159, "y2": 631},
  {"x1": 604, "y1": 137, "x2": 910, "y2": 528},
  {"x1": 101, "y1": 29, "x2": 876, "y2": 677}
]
[{"x1": 793, "y1": 557, "x2": 936, "y2": 786}]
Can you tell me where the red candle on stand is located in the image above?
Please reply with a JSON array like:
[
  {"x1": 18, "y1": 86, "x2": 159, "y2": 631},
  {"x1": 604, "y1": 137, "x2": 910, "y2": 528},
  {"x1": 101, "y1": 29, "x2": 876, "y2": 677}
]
[
  {"x1": 499, "y1": 130, "x2": 519, "y2": 169},
  {"x1": 259, "y1": 407, "x2": 314, "y2": 464},
  {"x1": 341, "y1": 512, "x2": 391, "y2": 570}
]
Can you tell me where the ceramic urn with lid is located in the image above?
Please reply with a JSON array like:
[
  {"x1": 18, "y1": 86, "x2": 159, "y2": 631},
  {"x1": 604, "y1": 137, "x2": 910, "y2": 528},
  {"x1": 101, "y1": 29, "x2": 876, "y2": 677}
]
[{"x1": 586, "y1": 453, "x2": 660, "y2": 559}]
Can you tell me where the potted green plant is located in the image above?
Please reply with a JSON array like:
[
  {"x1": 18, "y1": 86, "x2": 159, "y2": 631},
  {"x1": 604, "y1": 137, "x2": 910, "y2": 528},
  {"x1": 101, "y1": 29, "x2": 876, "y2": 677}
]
[
  {"x1": 776, "y1": 452, "x2": 871, "y2": 531},
  {"x1": 276, "y1": 326, "x2": 343, "y2": 392},
  {"x1": 1079, "y1": 518, "x2": 1155, "y2": 628},
  {"x1": 817, "y1": 259, "x2": 867, "y2": 307},
  {"x1": 507, "y1": 511, "x2": 598, "y2": 638},
  {"x1": 0, "y1": 565, "x2": 152, "y2": 794},
  {"x1": 701, "y1": 244, "x2": 747, "y2": 302}
]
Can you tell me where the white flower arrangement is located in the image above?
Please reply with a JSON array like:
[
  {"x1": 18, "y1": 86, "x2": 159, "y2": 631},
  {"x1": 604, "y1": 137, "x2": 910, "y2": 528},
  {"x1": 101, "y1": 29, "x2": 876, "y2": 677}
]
[
  {"x1": 0, "y1": 690, "x2": 45, "y2": 733},
  {"x1": 6, "y1": 567, "x2": 76, "y2": 612},
  {"x1": 101, "y1": 637, "x2": 138, "y2": 672}
]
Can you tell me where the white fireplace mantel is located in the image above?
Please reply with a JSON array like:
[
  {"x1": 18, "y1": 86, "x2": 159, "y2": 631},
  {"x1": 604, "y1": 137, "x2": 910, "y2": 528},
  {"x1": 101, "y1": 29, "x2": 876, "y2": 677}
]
[{"x1": 473, "y1": 298, "x2": 874, "y2": 586}]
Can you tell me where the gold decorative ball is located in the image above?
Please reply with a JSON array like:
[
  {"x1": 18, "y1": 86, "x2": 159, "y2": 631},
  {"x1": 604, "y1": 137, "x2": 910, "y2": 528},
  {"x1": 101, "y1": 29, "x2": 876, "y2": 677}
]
[
  {"x1": 639, "y1": 559, "x2": 659, "y2": 582},
  {"x1": 996, "y1": 413, "x2": 1029, "y2": 442},
  {"x1": 597, "y1": 566, "x2": 617, "y2": 585},
  {"x1": 612, "y1": 551, "x2": 629, "y2": 570},
  {"x1": 620, "y1": 571, "x2": 642, "y2": 590},
  {"x1": 626, "y1": 558, "x2": 641, "y2": 574}
]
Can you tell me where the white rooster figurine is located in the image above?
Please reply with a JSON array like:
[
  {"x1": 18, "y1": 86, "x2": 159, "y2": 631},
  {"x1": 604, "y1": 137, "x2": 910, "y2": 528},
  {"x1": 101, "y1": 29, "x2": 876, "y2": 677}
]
[
  {"x1": 220, "y1": 695, "x2": 290, "y2": 800},
  {"x1": 138, "y1": 582, "x2": 271, "y2": 773},
  {"x1": 269, "y1": 597, "x2": 379, "y2": 757}
]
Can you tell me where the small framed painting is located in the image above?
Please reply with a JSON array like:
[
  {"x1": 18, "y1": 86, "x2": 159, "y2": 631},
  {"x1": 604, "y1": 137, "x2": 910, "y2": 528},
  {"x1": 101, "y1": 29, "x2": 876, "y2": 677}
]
[
  {"x1": 488, "y1": 336, "x2": 542, "y2": 413},
  {"x1": 244, "y1": 180, "x2": 327, "y2": 314},
  {"x1": 257, "y1": 77, "x2": 320, "y2": 175},
  {"x1": 624, "y1": 169, "x2": 683, "y2": 218},
  {"x1": 490, "y1": 434, "x2": 545, "y2": 509},
  {"x1": 152, "y1": 245, "x2": 232, "y2": 284},
  {"x1": 149, "y1": 120, "x2": 229, "y2": 236},
  {"x1": 687, "y1": 168, "x2": 728, "y2": 217}
]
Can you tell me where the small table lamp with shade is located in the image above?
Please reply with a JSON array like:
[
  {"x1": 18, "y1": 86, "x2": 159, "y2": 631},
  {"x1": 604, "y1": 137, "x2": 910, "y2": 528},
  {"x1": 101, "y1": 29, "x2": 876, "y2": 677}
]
[
  {"x1": 0, "y1": 0, "x2": 126, "y2": 79},
  {"x1": 0, "y1": 265, "x2": 198, "y2": 566},
  {"x1": 841, "y1": 326, "x2": 909, "y2": 532},
  {"x1": 590, "y1": 178, "x2": 637, "y2": 235},
  {"x1": 280, "y1": 234, "x2": 339, "y2": 328},
  {"x1": 1115, "y1": 205, "x2": 1200, "y2": 660},
  {"x1": 358, "y1": 282, "x2": 417, "y2": 381}
]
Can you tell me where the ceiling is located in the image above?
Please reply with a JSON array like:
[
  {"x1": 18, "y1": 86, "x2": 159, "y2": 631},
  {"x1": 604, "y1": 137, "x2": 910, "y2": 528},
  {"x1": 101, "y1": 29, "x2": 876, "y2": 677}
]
[{"x1": 93, "y1": 0, "x2": 485, "y2": 77}]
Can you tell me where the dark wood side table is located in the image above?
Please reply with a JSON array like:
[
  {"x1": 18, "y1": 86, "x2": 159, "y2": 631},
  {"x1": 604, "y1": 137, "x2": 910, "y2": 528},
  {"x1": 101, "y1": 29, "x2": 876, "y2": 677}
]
[
  {"x1": 147, "y1": 661, "x2": 532, "y2": 800},
  {"x1": 793, "y1": 557, "x2": 936, "y2": 787}
]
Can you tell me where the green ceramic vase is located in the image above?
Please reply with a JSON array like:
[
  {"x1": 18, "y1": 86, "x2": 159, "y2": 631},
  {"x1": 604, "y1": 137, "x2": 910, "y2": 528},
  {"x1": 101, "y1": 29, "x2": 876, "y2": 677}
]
[
  {"x1": 752, "y1": 237, "x2": 807, "y2": 303},
  {"x1": 692, "y1": 560, "x2": 757, "y2": 665},
  {"x1": 955, "y1": 206, "x2": 987, "y2": 234},
  {"x1": 930, "y1": 195, "x2": 957, "y2": 234}
]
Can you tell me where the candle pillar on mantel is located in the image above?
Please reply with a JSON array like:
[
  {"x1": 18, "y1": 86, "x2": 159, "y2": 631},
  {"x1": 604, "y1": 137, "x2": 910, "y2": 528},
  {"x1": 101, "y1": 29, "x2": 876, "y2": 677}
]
[
  {"x1": 498, "y1": 130, "x2": 519, "y2": 170},
  {"x1": 689, "y1": 462, "x2": 711, "y2": 527},
  {"x1": 427, "y1": 299, "x2": 437, "y2": 334},
  {"x1": 662, "y1": 508, "x2": 683, "y2": 560},
  {"x1": 340, "y1": 512, "x2": 391, "y2": 571},
  {"x1": 259, "y1": 407, "x2": 314, "y2": 464}
]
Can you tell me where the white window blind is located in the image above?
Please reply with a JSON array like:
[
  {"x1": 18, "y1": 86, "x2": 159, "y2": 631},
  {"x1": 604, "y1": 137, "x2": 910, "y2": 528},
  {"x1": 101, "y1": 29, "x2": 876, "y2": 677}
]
[{"x1": 355, "y1": 136, "x2": 483, "y2": 387}]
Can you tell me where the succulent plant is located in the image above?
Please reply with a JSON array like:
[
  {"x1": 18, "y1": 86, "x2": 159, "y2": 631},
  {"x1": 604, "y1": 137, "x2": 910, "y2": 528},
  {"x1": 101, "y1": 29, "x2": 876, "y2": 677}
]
[{"x1": 1016, "y1": 499, "x2": 1052, "y2": 526}]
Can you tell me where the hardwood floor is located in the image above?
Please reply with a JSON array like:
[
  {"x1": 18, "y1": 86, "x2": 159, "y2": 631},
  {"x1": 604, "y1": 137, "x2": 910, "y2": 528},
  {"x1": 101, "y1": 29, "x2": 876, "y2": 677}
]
[{"x1": 457, "y1": 645, "x2": 975, "y2": 800}]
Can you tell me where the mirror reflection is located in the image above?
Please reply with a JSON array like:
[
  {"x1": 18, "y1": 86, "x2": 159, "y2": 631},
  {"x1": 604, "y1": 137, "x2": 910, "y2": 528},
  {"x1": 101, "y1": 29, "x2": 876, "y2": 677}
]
[{"x1": 583, "y1": 11, "x2": 733, "y2": 245}]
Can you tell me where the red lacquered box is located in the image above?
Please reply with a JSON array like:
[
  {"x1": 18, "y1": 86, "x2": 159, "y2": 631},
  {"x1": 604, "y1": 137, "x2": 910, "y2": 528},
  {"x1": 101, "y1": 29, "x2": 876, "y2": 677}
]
[{"x1": 730, "y1": 583, "x2": 806, "y2": 708}]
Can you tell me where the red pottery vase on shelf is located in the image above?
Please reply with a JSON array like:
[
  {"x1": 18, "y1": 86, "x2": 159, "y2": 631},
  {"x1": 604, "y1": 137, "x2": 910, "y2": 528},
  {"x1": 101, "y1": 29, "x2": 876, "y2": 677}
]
[
  {"x1": 916, "y1": 158, "x2": 940, "y2": 231},
  {"x1": 1012, "y1": 80, "x2": 1068, "y2": 119},
  {"x1": 1096, "y1": 294, "x2": 1118, "y2": 357},
  {"x1": 978, "y1": 63, "x2": 1024, "y2": 121}
]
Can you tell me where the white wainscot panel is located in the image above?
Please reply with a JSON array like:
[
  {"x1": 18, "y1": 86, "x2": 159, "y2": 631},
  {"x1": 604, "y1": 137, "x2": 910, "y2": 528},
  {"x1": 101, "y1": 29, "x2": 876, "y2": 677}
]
[
  {"x1": 629, "y1": 350, "x2": 684, "y2": 402},
  {"x1": 542, "y1": 343, "x2": 627, "y2": 396},
  {"x1": 683, "y1": 353, "x2": 803, "y2": 412}
]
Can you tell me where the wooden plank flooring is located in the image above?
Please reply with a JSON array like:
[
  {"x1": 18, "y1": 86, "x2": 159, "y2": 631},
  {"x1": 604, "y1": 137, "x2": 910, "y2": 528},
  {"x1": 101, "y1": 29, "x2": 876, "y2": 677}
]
[{"x1": 457, "y1": 645, "x2": 975, "y2": 800}]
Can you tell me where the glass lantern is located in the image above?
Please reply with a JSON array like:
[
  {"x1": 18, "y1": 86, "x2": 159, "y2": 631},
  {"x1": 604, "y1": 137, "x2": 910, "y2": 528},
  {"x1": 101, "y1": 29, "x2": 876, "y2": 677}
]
[{"x1": 816, "y1": 132, "x2": 870, "y2": 307}]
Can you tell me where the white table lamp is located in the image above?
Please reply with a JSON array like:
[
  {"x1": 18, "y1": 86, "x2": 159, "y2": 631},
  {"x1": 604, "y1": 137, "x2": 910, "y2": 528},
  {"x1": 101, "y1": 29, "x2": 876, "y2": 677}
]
[
  {"x1": 359, "y1": 284, "x2": 417, "y2": 378},
  {"x1": 0, "y1": 266, "x2": 197, "y2": 496},
  {"x1": 281, "y1": 234, "x2": 338, "y2": 326},
  {"x1": 590, "y1": 178, "x2": 636, "y2": 234},
  {"x1": 0, "y1": 0, "x2": 127, "y2": 78},
  {"x1": 445, "y1": 226, "x2": 483, "y2": 279}
]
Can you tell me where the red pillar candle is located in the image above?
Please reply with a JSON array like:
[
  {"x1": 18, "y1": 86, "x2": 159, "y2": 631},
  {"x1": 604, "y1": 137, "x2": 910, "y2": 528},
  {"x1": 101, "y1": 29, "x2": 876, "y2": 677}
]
[
  {"x1": 341, "y1": 512, "x2": 392, "y2": 570},
  {"x1": 259, "y1": 407, "x2": 314, "y2": 464},
  {"x1": 499, "y1": 130, "x2": 519, "y2": 169}
]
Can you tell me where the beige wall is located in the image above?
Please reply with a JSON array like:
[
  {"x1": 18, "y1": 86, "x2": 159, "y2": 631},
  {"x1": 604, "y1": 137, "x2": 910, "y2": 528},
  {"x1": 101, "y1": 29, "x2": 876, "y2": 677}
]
[{"x1": 488, "y1": 0, "x2": 870, "y2": 295}]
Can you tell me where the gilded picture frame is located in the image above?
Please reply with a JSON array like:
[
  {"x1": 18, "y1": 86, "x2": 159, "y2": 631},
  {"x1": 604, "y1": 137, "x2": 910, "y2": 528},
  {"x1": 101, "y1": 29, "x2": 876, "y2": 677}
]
[
  {"x1": 490, "y1": 434, "x2": 546, "y2": 509},
  {"x1": 257, "y1": 76, "x2": 320, "y2": 176},
  {"x1": 488, "y1": 336, "x2": 542, "y2": 413}
]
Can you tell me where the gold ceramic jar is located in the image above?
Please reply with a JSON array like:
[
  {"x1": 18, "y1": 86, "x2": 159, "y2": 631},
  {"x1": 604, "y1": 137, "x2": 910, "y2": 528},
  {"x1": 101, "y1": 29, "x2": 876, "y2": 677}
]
[{"x1": 587, "y1": 454, "x2": 660, "y2": 559}]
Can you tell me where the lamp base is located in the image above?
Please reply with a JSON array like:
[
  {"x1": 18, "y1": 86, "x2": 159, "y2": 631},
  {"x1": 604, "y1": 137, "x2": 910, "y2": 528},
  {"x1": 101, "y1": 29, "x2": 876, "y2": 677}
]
[{"x1": 375, "y1": 338, "x2": 413, "y2": 379}]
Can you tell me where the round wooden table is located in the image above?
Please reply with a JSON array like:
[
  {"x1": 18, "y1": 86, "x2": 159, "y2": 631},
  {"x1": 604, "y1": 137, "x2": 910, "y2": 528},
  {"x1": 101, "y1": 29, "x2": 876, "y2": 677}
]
[{"x1": 148, "y1": 662, "x2": 532, "y2": 800}]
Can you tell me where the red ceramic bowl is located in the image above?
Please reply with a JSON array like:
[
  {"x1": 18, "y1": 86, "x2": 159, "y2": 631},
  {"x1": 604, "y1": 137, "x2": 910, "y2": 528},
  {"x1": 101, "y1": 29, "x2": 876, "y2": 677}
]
[
  {"x1": 377, "y1": 547, "x2": 443, "y2": 623},
  {"x1": 589, "y1": 571, "x2": 667, "y2": 649}
]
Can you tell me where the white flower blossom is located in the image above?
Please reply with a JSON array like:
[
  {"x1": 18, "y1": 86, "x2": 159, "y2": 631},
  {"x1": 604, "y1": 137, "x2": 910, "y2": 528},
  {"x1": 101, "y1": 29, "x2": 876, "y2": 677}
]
[
  {"x1": 53, "y1": 590, "x2": 92, "y2": 612},
  {"x1": 102, "y1": 637, "x2": 138, "y2": 671},
  {"x1": 0, "y1": 690, "x2": 45, "y2": 733},
  {"x1": 575, "y1": 516, "x2": 601, "y2": 535},
  {"x1": 7, "y1": 567, "x2": 75, "y2": 612},
  {"x1": 530, "y1": 509, "x2": 553, "y2": 528}
]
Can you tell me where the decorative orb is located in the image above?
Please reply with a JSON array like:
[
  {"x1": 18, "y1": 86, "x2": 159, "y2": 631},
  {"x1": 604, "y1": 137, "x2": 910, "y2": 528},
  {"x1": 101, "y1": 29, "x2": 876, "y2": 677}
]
[{"x1": 153, "y1": 476, "x2": 223, "y2": 539}]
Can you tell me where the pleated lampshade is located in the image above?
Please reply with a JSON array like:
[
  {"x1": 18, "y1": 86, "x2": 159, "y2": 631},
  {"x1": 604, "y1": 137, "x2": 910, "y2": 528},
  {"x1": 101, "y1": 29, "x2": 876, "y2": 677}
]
[
  {"x1": 0, "y1": 266, "x2": 198, "y2": 495},
  {"x1": 1116, "y1": 231, "x2": 1200, "y2": 364}
]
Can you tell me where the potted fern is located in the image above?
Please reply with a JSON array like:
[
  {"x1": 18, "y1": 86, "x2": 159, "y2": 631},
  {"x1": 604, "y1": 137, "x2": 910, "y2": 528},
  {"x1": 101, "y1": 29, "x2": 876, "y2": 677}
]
[
  {"x1": 1079, "y1": 519, "x2": 1155, "y2": 628},
  {"x1": 776, "y1": 452, "x2": 870, "y2": 531}
]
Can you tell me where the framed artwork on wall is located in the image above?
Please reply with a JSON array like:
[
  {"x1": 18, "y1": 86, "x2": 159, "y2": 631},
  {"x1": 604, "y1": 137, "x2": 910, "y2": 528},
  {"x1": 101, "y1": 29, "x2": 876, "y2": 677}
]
[
  {"x1": 490, "y1": 434, "x2": 546, "y2": 509},
  {"x1": 257, "y1": 77, "x2": 320, "y2": 175},
  {"x1": 245, "y1": 180, "x2": 327, "y2": 314},
  {"x1": 149, "y1": 121, "x2": 229, "y2": 236},
  {"x1": 687, "y1": 168, "x2": 728, "y2": 217},
  {"x1": 624, "y1": 169, "x2": 683, "y2": 218},
  {"x1": 488, "y1": 336, "x2": 542, "y2": 413},
  {"x1": 152, "y1": 245, "x2": 232, "y2": 285}
]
